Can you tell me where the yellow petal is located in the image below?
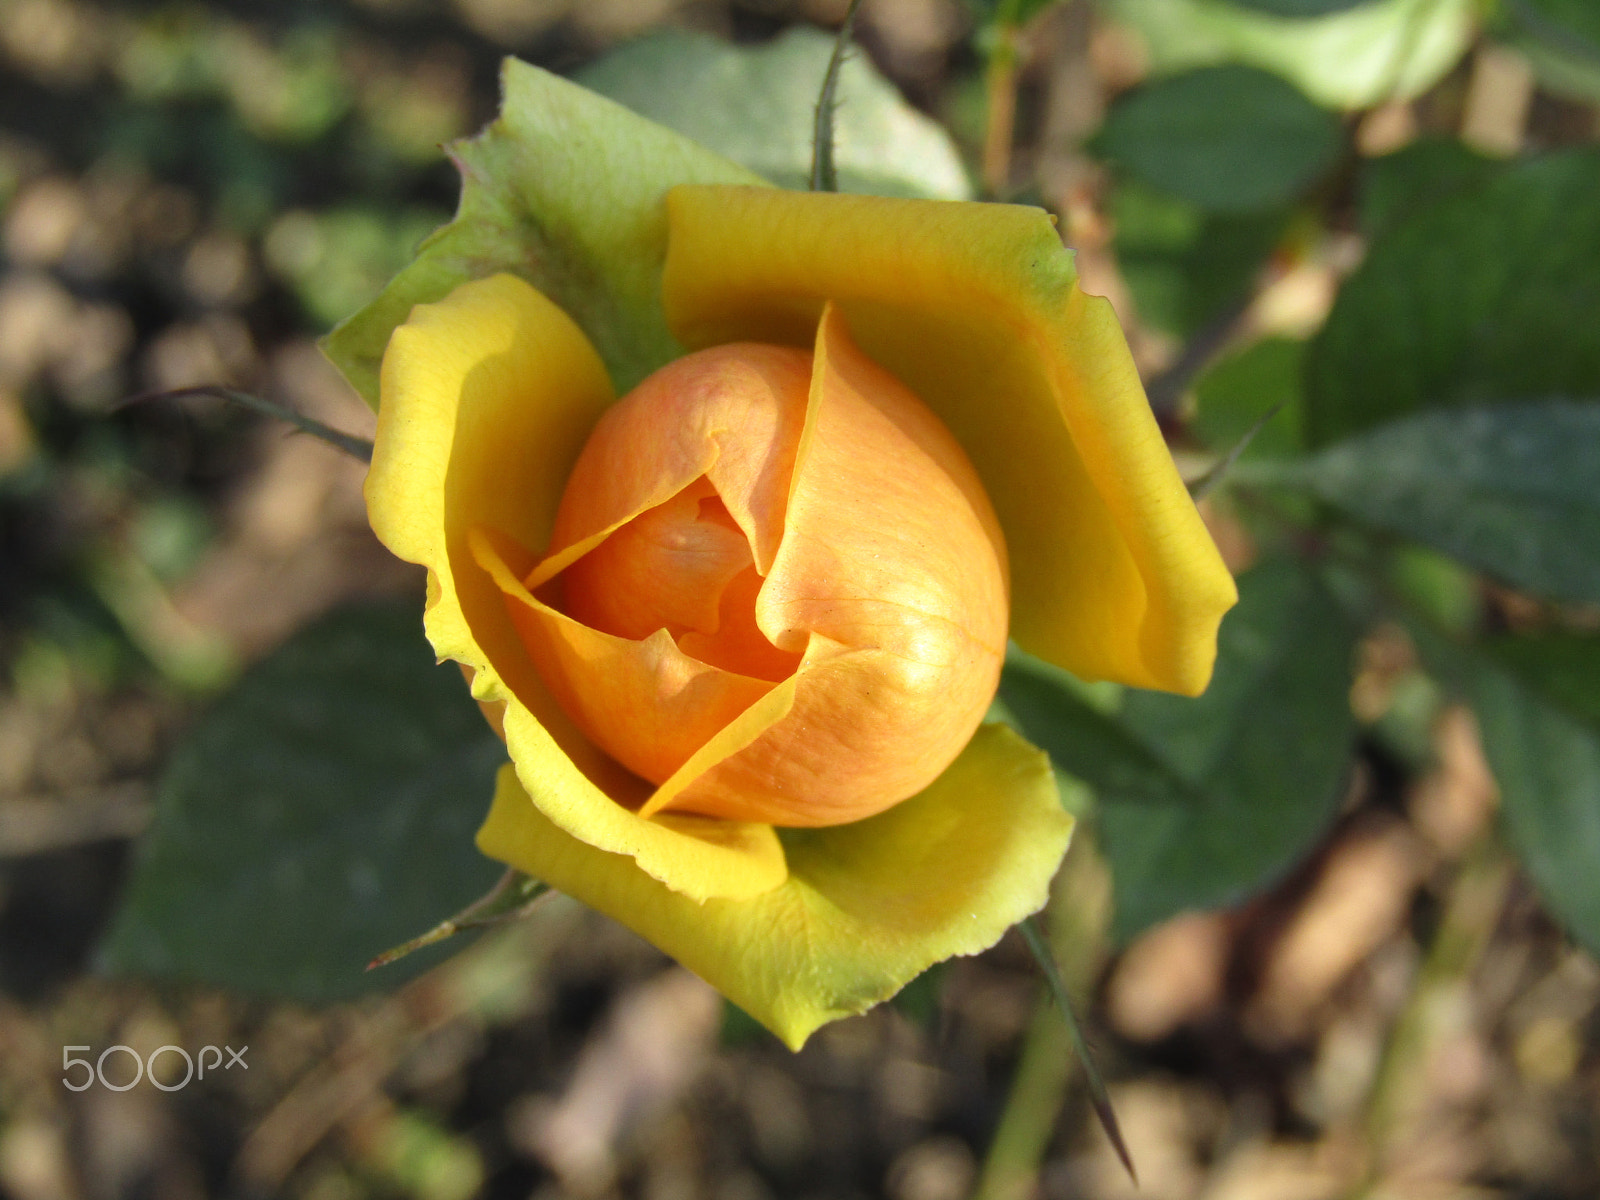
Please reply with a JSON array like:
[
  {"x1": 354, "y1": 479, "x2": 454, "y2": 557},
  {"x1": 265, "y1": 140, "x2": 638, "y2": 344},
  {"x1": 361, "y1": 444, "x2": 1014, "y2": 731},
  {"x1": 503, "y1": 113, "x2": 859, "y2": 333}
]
[
  {"x1": 367, "y1": 273, "x2": 786, "y2": 902},
  {"x1": 662, "y1": 187, "x2": 1237, "y2": 696},
  {"x1": 476, "y1": 722, "x2": 1074, "y2": 1049}
]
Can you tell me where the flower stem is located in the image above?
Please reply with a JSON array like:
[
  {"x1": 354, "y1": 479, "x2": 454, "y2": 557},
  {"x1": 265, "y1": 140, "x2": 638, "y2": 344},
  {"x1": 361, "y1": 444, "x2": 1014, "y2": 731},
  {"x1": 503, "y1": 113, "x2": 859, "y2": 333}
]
[
  {"x1": 973, "y1": 829, "x2": 1115, "y2": 1198},
  {"x1": 811, "y1": 0, "x2": 864, "y2": 193},
  {"x1": 981, "y1": 20, "x2": 1021, "y2": 199}
]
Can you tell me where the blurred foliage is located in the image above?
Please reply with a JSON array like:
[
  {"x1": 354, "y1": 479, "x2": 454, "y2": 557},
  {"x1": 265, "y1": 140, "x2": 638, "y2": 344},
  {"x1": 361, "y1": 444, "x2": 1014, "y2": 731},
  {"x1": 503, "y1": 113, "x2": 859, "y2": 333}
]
[
  {"x1": 1101, "y1": 0, "x2": 1477, "y2": 107},
  {"x1": 1095, "y1": 65, "x2": 1342, "y2": 213},
  {"x1": 1357, "y1": 135, "x2": 1498, "y2": 237},
  {"x1": 1109, "y1": 179, "x2": 1287, "y2": 337},
  {"x1": 1193, "y1": 335, "x2": 1306, "y2": 459},
  {"x1": 1005, "y1": 560, "x2": 1358, "y2": 942}
]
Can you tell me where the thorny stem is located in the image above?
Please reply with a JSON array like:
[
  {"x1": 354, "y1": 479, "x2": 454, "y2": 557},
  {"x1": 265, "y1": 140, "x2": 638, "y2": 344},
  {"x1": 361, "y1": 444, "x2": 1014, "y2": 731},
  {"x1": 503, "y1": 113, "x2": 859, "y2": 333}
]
[{"x1": 811, "y1": 0, "x2": 864, "y2": 192}]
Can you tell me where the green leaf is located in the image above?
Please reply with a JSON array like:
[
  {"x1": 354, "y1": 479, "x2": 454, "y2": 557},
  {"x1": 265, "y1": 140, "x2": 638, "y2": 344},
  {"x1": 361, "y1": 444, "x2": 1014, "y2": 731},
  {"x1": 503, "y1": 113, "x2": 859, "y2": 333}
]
[
  {"x1": 1003, "y1": 559, "x2": 1357, "y2": 942},
  {"x1": 1486, "y1": 634, "x2": 1600, "y2": 728},
  {"x1": 1110, "y1": 179, "x2": 1287, "y2": 337},
  {"x1": 322, "y1": 57, "x2": 768, "y2": 406},
  {"x1": 99, "y1": 602, "x2": 506, "y2": 1002},
  {"x1": 1358, "y1": 137, "x2": 1499, "y2": 239},
  {"x1": 576, "y1": 28, "x2": 971, "y2": 202},
  {"x1": 1308, "y1": 150, "x2": 1600, "y2": 446},
  {"x1": 1471, "y1": 639, "x2": 1600, "y2": 957},
  {"x1": 1266, "y1": 400, "x2": 1600, "y2": 604},
  {"x1": 1094, "y1": 66, "x2": 1341, "y2": 213},
  {"x1": 1099, "y1": 0, "x2": 1475, "y2": 109},
  {"x1": 1002, "y1": 652, "x2": 1195, "y2": 809},
  {"x1": 1193, "y1": 335, "x2": 1306, "y2": 459},
  {"x1": 1501, "y1": 0, "x2": 1600, "y2": 103}
]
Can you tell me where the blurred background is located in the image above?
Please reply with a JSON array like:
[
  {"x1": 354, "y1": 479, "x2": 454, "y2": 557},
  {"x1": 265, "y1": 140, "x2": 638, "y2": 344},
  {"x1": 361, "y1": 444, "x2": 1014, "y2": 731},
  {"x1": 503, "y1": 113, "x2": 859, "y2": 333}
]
[{"x1": 1, "y1": 0, "x2": 1598, "y2": 1197}]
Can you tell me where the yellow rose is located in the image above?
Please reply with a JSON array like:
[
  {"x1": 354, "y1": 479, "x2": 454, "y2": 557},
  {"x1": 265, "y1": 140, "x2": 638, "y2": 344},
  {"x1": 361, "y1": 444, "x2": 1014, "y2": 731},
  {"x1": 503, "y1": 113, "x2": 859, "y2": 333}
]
[{"x1": 340, "y1": 63, "x2": 1236, "y2": 1048}]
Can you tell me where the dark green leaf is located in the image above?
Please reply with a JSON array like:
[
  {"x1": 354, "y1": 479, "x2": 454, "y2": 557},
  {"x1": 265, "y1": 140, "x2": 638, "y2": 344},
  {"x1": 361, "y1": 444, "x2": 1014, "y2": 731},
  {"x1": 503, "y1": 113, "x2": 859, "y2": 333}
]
[
  {"x1": 576, "y1": 28, "x2": 970, "y2": 201},
  {"x1": 1094, "y1": 66, "x2": 1342, "y2": 213},
  {"x1": 1512, "y1": 0, "x2": 1600, "y2": 51},
  {"x1": 1110, "y1": 180, "x2": 1287, "y2": 337},
  {"x1": 1003, "y1": 559, "x2": 1357, "y2": 942},
  {"x1": 1472, "y1": 644, "x2": 1600, "y2": 957},
  {"x1": 99, "y1": 602, "x2": 506, "y2": 1002},
  {"x1": 1265, "y1": 400, "x2": 1600, "y2": 605},
  {"x1": 1307, "y1": 150, "x2": 1600, "y2": 445},
  {"x1": 1485, "y1": 634, "x2": 1600, "y2": 728},
  {"x1": 1193, "y1": 336, "x2": 1306, "y2": 459},
  {"x1": 1002, "y1": 652, "x2": 1195, "y2": 808},
  {"x1": 1358, "y1": 137, "x2": 1499, "y2": 239}
]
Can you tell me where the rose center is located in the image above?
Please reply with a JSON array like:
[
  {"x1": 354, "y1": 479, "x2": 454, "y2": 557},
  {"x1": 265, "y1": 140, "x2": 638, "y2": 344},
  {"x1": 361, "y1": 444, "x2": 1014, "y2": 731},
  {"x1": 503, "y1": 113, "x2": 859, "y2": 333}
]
[{"x1": 557, "y1": 477, "x2": 802, "y2": 683}]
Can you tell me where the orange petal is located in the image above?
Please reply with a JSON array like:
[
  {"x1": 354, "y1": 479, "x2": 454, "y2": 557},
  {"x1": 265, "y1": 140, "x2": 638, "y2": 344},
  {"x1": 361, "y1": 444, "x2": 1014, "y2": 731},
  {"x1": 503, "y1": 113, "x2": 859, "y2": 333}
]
[
  {"x1": 473, "y1": 526, "x2": 777, "y2": 788},
  {"x1": 560, "y1": 478, "x2": 753, "y2": 644},
  {"x1": 532, "y1": 343, "x2": 812, "y2": 587},
  {"x1": 654, "y1": 305, "x2": 1009, "y2": 826},
  {"x1": 677, "y1": 564, "x2": 802, "y2": 681}
]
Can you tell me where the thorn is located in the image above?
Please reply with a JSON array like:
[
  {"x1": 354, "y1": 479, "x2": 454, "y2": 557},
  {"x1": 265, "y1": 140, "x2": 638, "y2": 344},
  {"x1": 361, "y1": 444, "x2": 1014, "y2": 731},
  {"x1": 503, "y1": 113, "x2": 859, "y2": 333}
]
[
  {"x1": 1020, "y1": 915, "x2": 1137, "y2": 1184},
  {"x1": 1187, "y1": 398, "x2": 1288, "y2": 501}
]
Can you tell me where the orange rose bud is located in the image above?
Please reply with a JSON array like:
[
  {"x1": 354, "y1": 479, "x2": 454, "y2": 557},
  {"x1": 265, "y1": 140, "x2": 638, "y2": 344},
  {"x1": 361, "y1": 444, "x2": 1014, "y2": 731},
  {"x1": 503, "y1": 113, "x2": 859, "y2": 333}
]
[{"x1": 501, "y1": 305, "x2": 1008, "y2": 827}]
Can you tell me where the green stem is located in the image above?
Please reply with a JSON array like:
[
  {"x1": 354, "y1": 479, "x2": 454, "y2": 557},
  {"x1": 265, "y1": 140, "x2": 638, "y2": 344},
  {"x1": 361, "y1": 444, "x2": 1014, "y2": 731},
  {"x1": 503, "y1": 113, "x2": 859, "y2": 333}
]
[
  {"x1": 973, "y1": 830, "x2": 1115, "y2": 1199},
  {"x1": 980, "y1": 15, "x2": 1022, "y2": 199},
  {"x1": 1347, "y1": 832, "x2": 1512, "y2": 1198},
  {"x1": 367, "y1": 870, "x2": 550, "y2": 971},
  {"x1": 973, "y1": 985, "x2": 1079, "y2": 1200}
]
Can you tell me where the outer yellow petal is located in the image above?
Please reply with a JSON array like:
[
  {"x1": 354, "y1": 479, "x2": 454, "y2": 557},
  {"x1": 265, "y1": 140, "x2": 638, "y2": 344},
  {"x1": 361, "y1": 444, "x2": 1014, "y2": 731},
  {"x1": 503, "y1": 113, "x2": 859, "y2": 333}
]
[
  {"x1": 366, "y1": 273, "x2": 786, "y2": 902},
  {"x1": 477, "y1": 723, "x2": 1073, "y2": 1049},
  {"x1": 661, "y1": 186, "x2": 1237, "y2": 695}
]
